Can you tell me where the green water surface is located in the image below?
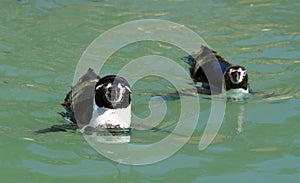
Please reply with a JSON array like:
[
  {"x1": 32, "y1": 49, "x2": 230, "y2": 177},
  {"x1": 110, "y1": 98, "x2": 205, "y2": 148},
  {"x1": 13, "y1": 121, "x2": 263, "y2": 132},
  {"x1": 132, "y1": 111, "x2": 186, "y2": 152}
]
[{"x1": 1, "y1": 0, "x2": 300, "y2": 182}]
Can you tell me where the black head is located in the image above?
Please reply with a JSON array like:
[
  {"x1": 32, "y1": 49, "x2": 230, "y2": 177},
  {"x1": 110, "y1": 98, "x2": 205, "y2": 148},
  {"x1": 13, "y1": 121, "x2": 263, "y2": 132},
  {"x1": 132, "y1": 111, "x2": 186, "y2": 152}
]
[
  {"x1": 95, "y1": 75, "x2": 131, "y2": 109},
  {"x1": 224, "y1": 66, "x2": 248, "y2": 90}
]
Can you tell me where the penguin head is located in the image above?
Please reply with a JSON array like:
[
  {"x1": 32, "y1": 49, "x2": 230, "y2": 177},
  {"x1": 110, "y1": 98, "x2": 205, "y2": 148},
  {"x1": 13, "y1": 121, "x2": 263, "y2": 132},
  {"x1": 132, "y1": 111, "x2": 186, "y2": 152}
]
[
  {"x1": 225, "y1": 66, "x2": 249, "y2": 90},
  {"x1": 95, "y1": 75, "x2": 131, "y2": 109}
]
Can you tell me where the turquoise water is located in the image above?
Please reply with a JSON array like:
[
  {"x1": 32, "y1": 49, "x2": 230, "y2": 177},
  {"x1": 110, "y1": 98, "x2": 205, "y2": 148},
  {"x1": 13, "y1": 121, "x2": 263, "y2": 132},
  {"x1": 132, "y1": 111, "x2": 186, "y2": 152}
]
[{"x1": 1, "y1": 0, "x2": 300, "y2": 182}]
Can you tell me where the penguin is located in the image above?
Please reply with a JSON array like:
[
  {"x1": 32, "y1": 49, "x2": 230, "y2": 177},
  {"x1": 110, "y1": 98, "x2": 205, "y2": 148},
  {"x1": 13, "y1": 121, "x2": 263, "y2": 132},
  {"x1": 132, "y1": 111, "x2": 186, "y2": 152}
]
[
  {"x1": 183, "y1": 46, "x2": 250, "y2": 96},
  {"x1": 36, "y1": 68, "x2": 131, "y2": 133}
]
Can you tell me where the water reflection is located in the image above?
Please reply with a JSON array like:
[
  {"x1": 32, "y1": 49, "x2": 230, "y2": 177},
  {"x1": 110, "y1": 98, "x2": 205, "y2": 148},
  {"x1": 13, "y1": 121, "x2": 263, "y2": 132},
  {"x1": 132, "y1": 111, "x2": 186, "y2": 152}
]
[{"x1": 131, "y1": 88, "x2": 249, "y2": 149}]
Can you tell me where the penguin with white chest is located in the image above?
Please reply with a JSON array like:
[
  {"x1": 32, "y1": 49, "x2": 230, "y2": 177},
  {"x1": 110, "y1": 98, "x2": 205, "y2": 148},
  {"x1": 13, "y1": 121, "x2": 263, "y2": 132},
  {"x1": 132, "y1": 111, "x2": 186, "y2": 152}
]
[
  {"x1": 36, "y1": 68, "x2": 132, "y2": 134},
  {"x1": 183, "y1": 46, "x2": 250, "y2": 97},
  {"x1": 91, "y1": 74, "x2": 131, "y2": 129}
]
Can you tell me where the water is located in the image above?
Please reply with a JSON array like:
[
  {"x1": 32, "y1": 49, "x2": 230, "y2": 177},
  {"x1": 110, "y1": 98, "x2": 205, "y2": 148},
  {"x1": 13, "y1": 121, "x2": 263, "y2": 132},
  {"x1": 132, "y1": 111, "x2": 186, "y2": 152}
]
[{"x1": 1, "y1": 0, "x2": 300, "y2": 182}]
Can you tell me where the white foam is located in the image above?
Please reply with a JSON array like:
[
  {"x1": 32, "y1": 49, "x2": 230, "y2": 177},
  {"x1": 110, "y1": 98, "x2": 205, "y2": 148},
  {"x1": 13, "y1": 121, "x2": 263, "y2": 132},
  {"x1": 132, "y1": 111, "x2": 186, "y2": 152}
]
[{"x1": 226, "y1": 88, "x2": 249, "y2": 101}]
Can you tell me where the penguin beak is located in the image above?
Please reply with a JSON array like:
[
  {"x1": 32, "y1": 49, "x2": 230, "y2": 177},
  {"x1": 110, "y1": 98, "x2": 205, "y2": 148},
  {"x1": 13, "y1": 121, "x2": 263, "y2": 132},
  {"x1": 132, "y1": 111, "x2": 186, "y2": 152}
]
[
  {"x1": 105, "y1": 85, "x2": 121, "y2": 102},
  {"x1": 231, "y1": 71, "x2": 240, "y2": 82}
]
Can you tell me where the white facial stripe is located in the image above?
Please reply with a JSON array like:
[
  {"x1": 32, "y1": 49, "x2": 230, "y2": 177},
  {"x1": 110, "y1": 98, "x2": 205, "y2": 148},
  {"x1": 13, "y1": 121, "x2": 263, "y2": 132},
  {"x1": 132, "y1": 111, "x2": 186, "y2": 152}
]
[
  {"x1": 96, "y1": 83, "x2": 114, "y2": 91},
  {"x1": 125, "y1": 85, "x2": 131, "y2": 92},
  {"x1": 116, "y1": 83, "x2": 125, "y2": 102},
  {"x1": 241, "y1": 69, "x2": 247, "y2": 77},
  {"x1": 95, "y1": 84, "x2": 104, "y2": 91}
]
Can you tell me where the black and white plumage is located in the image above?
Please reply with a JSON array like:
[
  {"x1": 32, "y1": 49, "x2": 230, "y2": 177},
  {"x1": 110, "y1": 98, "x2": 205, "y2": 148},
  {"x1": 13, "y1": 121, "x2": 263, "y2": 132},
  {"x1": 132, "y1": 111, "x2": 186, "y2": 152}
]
[
  {"x1": 90, "y1": 74, "x2": 131, "y2": 129},
  {"x1": 184, "y1": 46, "x2": 250, "y2": 95},
  {"x1": 36, "y1": 68, "x2": 131, "y2": 133}
]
